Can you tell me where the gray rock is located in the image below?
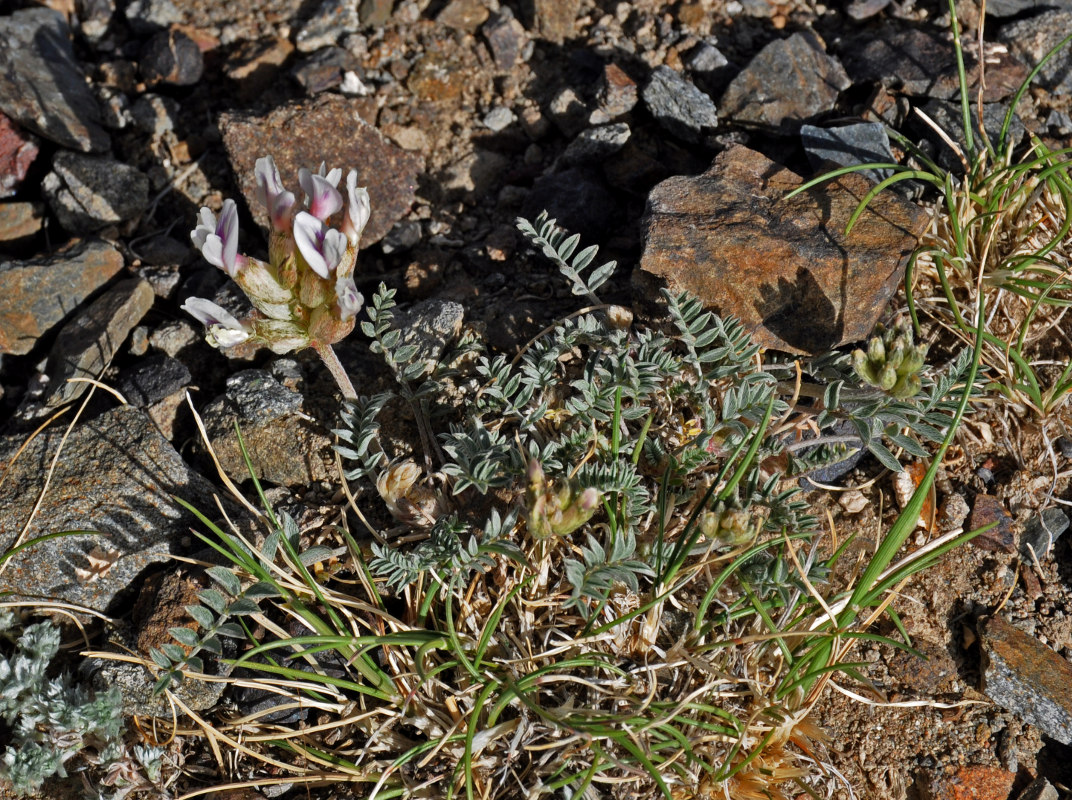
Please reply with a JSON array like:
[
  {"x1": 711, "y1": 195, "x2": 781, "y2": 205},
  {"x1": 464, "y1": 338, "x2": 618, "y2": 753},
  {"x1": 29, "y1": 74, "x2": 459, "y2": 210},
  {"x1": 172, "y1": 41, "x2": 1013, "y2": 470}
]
[
  {"x1": 84, "y1": 656, "x2": 225, "y2": 717},
  {"x1": 123, "y1": 0, "x2": 182, "y2": 32},
  {"x1": 149, "y1": 319, "x2": 199, "y2": 357},
  {"x1": 1048, "y1": 109, "x2": 1072, "y2": 136},
  {"x1": 999, "y1": 10, "x2": 1072, "y2": 94},
  {"x1": 296, "y1": 0, "x2": 361, "y2": 53},
  {"x1": 684, "y1": 41, "x2": 729, "y2": 74},
  {"x1": 846, "y1": 0, "x2": 892, "y2": 18},
  {"x1": 1016, "y1": 777, "x2": 1059, "y2": 800},
  {"x1": 291, "y1": 47, "x2": 357, "y2": 94},
  {"x1": 118, "y1": 355, "x2": 192, "y2": 407},
  {"x1": 0, "y1": 239, "x2": 124, "y2": 356},
  {"x1": 989, "y1": 0, "x2": 1072, "y2": 16},
  {"x1": 0, "y1": 405, "x2": 217, "y2": 611},
  {"x1": 79, "y1": 0, "x2": 117, "y2": 49},
  {"x1": 393, "y1": 299, "x2": 465, "y2": 376},
  {"x1": 482, "y1": 12, "x2": 527, "y2": 72},
  {"x1": 1019, "y1": 507, "x2": 1070, "y2": 565},
  {"x1": 483, "y1": 106, "x2": 516, "y2": 132},
  {"x1": 0, "y1": 7, "x2": 109, "y2": 152},
  {"x1": 43, "y1": 151, "x2": 150, "y2": 234},
  {"x1": 720, "y1": 32, "x2": 849, "y2": 132},
  {"x1": 216, "y1": 369, "x2": 303, "y2": 424},
  {"x1": 801, "y1": 123, "x2": 896, "y2": 184},
  {"x1": 130, "y1": 94, "x2": 179, "y2": 137},
  {"x1": 642, "y1": 65, "x2": 718, "y2": 143},
  {"x1": 44, "y1": 278, "x2": 155, "y2": 405},
  {"x1": 200, "y1": 370, "x2": 332, "y2": 486},
  {"x1": 1056, "y1": 435, "x2": 1072, "y2": 459},
  {"x1": 981, "y1": 614, "x2": 1072, "y2": 745},
  {"x1": 381, "y1": 220, "x2": 422, "y2": 254},
  {"x1": 563, "y1": 123, "x2": 631, "y2": 166}
]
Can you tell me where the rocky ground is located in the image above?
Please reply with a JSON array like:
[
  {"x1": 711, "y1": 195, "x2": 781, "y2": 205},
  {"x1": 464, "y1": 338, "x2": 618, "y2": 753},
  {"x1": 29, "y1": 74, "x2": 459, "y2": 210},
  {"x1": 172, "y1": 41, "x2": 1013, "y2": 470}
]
[{"x1": 2, "y1": 0, "x2": 1072, "y2": 797}]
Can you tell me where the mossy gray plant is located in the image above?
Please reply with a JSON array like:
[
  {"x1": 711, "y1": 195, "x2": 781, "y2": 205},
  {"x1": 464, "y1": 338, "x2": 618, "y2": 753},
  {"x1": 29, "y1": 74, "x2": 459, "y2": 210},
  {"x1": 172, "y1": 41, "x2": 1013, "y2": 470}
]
[{"x1": 0, "y1": 613, "x2": 124, "y2": 796}]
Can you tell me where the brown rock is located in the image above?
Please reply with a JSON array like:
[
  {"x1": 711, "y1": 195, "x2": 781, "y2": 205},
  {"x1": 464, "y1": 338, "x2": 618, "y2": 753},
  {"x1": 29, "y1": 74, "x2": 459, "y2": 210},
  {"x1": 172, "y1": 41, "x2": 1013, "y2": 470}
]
[
  {"x1": 0, "y1": 201, "x2": 45, "y2": 242},
  {"x1": 132, "y1": 569, "x2": 205, "y2": 656},
  {"x1": 437, "y1": 0, "x2": 489, "y2": 32},
  {"x1": 636, "y1": 145, "x2": 928, "y2": 354},
  {"x1": 0, "y1": 112, "x2": 38, "y2": 198},
  {"x1": 969, "y1": 494, "x2": 1017, "y2": 553},
  {"x1": 359, "y1": 0, "x2": 394, "y2": 28},
  {"x1": 981, "y1": 615, "x2": 1072, "y2": 744},
  {"x1": 220, "y1": 95, "x2": 423, "y2": 246},
  {"x1": 596, "y1": 63, "x2": 638, "y2": 119},
  {"x1": 887, "y1": 637, "x2": 958, "y2": 694},
  {"x1": 919, "y1": 765, "x2": 1015, "y2": 800},
  {"x1": 45, "y1": 278, "x2": 155, "y2": 405},
  {"x1": 0, "y1": 239, "x2": 124, "y2": 355},
  {"x1": 521, "y1": 0, "x2": 582, "y2": 43}
]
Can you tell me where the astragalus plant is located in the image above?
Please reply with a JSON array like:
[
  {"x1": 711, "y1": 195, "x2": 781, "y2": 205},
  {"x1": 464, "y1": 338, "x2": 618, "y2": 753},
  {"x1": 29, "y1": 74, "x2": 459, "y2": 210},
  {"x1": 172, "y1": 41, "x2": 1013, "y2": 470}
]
[{"x1": 153, "y1": 211, "x2": 981, "y2": 800}]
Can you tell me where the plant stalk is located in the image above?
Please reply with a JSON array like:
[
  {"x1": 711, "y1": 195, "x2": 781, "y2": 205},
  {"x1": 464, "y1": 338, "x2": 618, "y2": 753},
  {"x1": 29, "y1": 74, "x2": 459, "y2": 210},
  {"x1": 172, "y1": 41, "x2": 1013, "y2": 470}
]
[{"x1": 314, "y1": 342, "x2": 358, "y2": 401}]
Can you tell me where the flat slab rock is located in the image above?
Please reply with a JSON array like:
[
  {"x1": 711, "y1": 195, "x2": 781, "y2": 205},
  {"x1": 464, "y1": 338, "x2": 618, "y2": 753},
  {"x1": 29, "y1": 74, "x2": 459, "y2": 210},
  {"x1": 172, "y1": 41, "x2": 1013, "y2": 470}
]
[
  {"x1": 221, "y1": 94, "x2": 424, "y2": 246},
  {"x1": 0, "y1": 238, "x2": 124, "y2": 356},
  {"x1": 0, "y1": 7, "x2": 109, "y2": 152},
  {"x1": 0, "y1": 405, "x2": 218, "y2": 612},
  {"x1": 981, "y1": 614, "x2": 1072, "y2": 745},
  {"x1": 636, "y1": 145, "x2": 929, "y2": 354}
]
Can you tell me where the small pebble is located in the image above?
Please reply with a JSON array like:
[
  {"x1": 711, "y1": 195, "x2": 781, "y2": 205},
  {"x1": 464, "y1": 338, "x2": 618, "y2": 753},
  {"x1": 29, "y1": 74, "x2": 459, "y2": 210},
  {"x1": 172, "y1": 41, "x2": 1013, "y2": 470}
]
[
  {"x1": 838, "y1": 490, "x2": 868, "y2": 514},
  {"x1": 483, "y1": 106, "x2": 516, "y2": 132}
]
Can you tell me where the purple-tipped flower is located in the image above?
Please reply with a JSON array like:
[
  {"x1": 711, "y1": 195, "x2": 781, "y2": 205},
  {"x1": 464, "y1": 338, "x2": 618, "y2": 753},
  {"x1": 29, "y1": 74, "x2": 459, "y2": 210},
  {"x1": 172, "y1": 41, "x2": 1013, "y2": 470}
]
[
  {"x1": 299, "y1": 165, "x2": 343, "y2": 221},
  {"x1": 181, "y1": 297, "x2": 250, "y2": 347},
  {"x1": 294, "y1": 211, "x2": 347, "y2": 278},
  {"x1": 254, "y1": 156, "x2": 297, "y2": 231},
  {"x1": 342, "y1": 171, "x2": 371, "y2": 245},
  {"x1": 335, "y1": 275, "x2": 364, "y2": 319},
  {"x1": 191, "y1": 199, "x2": 242, "y2": 277}
]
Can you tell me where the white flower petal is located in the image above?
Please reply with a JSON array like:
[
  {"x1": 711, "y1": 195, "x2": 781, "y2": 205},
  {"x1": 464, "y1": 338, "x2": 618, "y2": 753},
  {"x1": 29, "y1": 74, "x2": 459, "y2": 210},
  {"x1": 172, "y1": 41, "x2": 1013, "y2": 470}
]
[
  {"x1": 293, "y1": 211, "x2": 331, "y2": 278},
  {"x1": 217, "y1": 199, "x2": 240, "y2": 275},
  {"x1": 200, "y1": 235, "x2": 224, "y2": 269},
  {"x1": 335, "y1": 276, "x2": 364, "y2": 318},
  {"x1": 254, "y1": 156, "x2": 284, "y2": 210},
  {"x1": 345, "y1": 174, "x2": 370, "y2": 244},
  {"x1": 181, "y1": 297, "x2": 245, "y2": 331},
  {"x1": 307, "y1": 174, "x2": 343, "y2": 220},
  {"x1": 322, "y1": 228, "x2": 347, "y2": 273}
]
